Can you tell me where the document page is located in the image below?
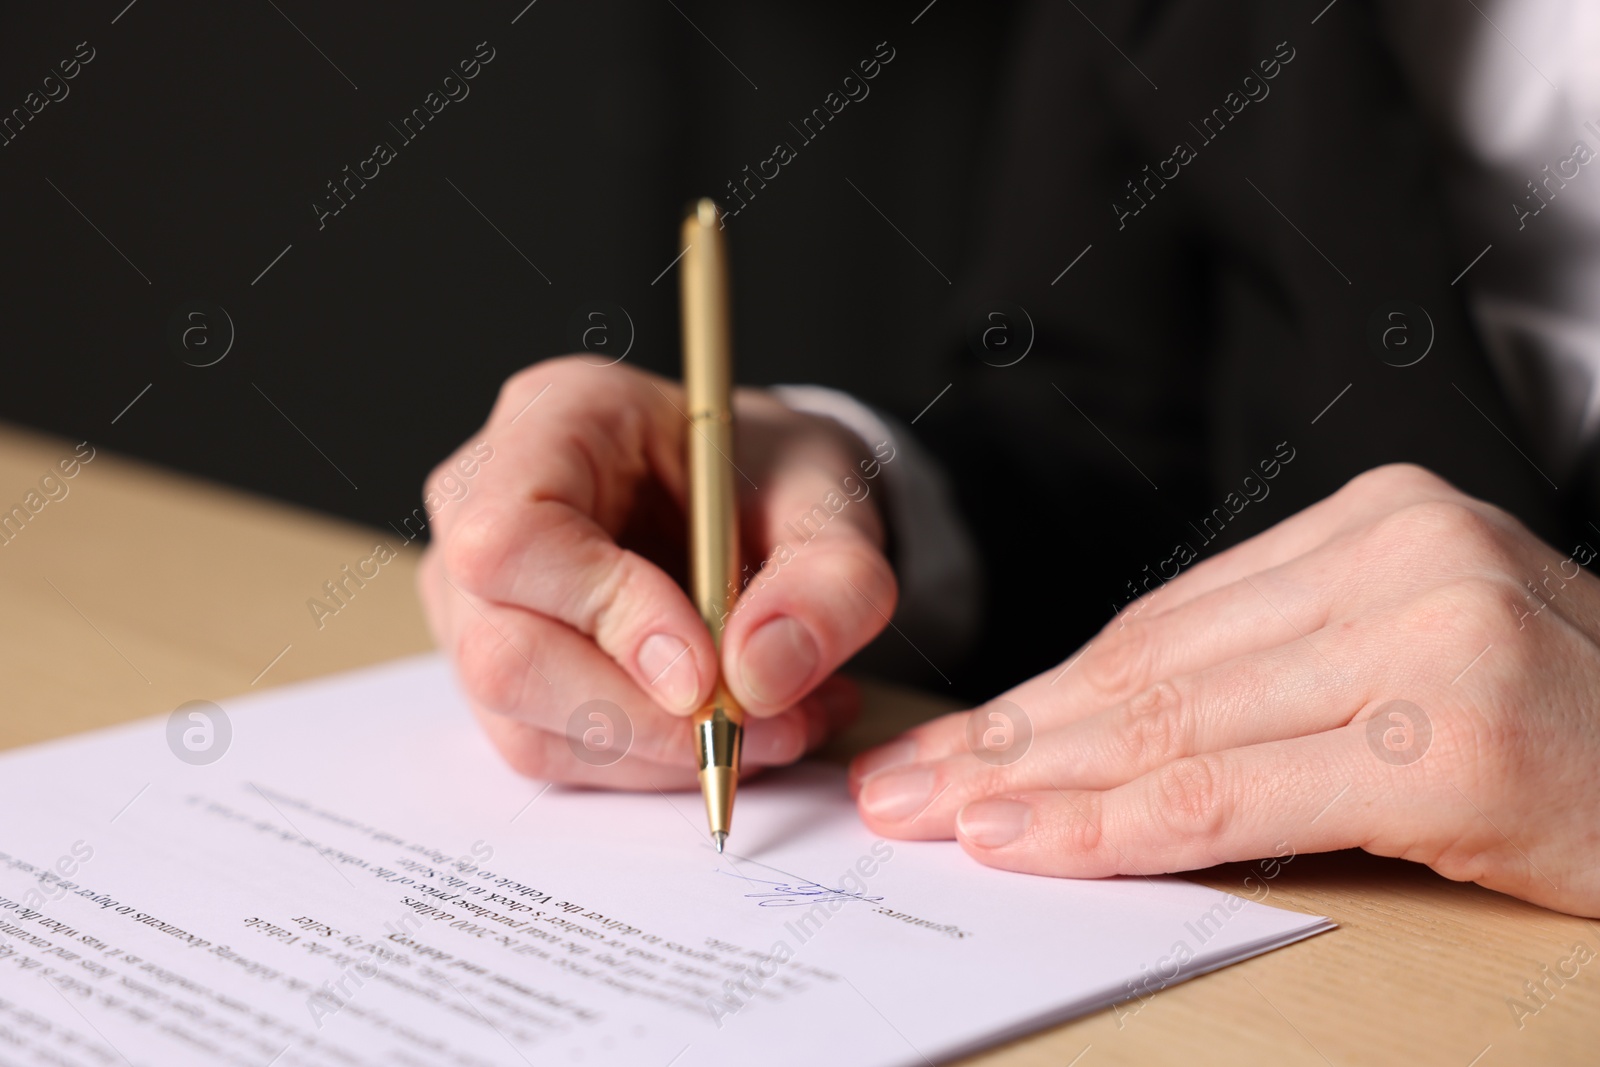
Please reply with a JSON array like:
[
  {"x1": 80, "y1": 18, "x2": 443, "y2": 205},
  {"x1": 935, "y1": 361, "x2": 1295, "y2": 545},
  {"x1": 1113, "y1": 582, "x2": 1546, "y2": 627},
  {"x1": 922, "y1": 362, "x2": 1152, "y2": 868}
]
[{"x1": 0, "y1": 655, "x2": 1331, "y2": 1066}]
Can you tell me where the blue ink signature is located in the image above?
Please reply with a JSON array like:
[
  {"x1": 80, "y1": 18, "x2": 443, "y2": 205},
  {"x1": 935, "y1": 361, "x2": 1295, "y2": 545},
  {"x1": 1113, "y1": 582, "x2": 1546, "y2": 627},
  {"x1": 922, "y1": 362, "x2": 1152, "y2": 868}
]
[{"x1": 719, "y1": 871, "x2": 885, "y2": 908}]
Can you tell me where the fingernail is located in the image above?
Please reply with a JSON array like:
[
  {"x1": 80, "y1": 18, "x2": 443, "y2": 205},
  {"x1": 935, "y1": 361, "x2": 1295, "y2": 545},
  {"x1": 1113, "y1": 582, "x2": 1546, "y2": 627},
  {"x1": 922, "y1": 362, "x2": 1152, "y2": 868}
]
[
  {"x1": 744, "y1": 715, "x2": 804, "y2": 765},
  {"x1": 638, "y1": 633, "x2": 698, "y2": 712},
  {"x1": 739, "y1": 616, "x2": 818, "y2": 707},
  {"x1": 861, "y1": 767, "x2": 936, "y2": 821},
  {"x1": 958, "y1": 800, "x2": 1031, "y2": 848},
  {"x1": 853, "y1": 739, "x2": 917, "y2": 781}
]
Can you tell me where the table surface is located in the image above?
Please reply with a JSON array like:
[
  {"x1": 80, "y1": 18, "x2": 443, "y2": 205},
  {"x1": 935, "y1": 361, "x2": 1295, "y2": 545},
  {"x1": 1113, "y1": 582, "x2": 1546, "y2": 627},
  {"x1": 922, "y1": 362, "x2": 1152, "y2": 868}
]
[{"x1": 1, "y1": 423, "x2": 1594, "y2": 1066}]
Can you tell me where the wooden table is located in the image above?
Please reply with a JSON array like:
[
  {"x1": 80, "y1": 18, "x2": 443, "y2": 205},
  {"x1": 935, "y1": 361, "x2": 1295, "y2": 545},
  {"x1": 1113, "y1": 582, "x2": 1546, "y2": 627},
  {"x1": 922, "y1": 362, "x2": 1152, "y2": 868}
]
[{"x1": 1, "y1": 423, "x2": 1594, "y2": 1065}]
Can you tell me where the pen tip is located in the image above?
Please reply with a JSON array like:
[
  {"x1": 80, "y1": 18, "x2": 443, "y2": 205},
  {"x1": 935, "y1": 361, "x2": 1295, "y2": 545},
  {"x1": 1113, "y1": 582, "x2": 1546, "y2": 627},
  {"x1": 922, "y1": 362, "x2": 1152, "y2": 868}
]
[{"x1": 713, "y1": 831, "x2": 727, "y2": 854}]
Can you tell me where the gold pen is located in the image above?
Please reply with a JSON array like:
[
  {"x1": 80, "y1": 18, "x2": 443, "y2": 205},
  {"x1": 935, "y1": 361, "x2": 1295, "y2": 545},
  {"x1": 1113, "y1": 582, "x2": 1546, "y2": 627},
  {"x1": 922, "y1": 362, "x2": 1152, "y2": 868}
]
[{"x1": 680, "y1": 197, "x2": 744, "y2": 854}]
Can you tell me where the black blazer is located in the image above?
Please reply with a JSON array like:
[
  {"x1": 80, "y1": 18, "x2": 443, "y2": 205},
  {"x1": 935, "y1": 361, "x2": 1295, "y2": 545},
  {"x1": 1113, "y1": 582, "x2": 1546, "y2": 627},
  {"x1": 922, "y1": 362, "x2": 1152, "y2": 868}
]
[
  {"x1": 0, "y1": 0, "x2": 1570, "y2": 697},
  {"x1": 916, "y1": 0, "x2": 1576, "y2": 693}
]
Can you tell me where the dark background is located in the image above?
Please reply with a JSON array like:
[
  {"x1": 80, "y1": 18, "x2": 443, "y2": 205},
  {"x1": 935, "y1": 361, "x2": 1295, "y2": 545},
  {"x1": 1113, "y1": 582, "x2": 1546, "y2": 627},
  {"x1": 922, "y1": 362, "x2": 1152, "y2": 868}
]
[
  {"x1": 0, "y1": 0, "x2": 1579, "y2": 699},
  {"x1": 0, "y1": 0, "x2": 1010, "y2": 497}
]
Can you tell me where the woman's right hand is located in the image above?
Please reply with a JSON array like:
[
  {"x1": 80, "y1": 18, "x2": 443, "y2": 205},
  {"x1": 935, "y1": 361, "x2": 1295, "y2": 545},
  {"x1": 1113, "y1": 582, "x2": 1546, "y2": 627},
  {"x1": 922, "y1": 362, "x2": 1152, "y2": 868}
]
[{"x1": 418, "y1": 356, "x2": 899, "y2": 788}]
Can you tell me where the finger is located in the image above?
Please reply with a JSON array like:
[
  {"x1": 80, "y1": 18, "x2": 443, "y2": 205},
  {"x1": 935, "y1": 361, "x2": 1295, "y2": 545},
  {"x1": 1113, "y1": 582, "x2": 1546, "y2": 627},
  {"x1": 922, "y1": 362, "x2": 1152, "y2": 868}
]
[
  {"x1": 417, "y1": 546, "x2": 452, "y2": 650},
  {"x1": 444, "y1": 503, "x2": 713, "y2": 714},
  {"x1": 436, "y1": 364, "x2": 717, "y2": 715},
  {"x1": 856, "y1": 631, "x2": 1368, "y2": 837},
  {"x1": 747, "y1": 689, "x2": 848, "y2": 767},
  {"x1": 789, "y1": 673, "x2": 862, "y2": 759},
  {"x1": 952, "y1": 725, "x2": 1385, "y2": 877},
  {"x1": 442, "y1": 576, "x2": 685, "y2": 765},
  {"x1": 470, "y1": 690, "x2": 839, "y2": 789},
  {"x1": 439, "y1": 574, "x2": 816, "y2": 769},
  {"x1": 472, "y1": 706, "x2": 702, "y2": 790},
  {"x1": 1114, "y1": 462, "x2": 1462, "y2": 626},
  {"x1": 850, "y1": 492, "x2": 1490, "y2": 792},
  {"x1": 1061, "y1": 570, "x2": 1331, "y2": 709},
  {"x1": 427, "y1": 358, "x2": 684, "y2": 545},
  {"x1": 723, "y1": 461, "x2": 896, "y2": 717},
  {"x1": 849, "y1": 571, "x2": 1336, "y2": 793},
  {"x1": 437, "y1": 542, "x2": 852, "y2": 774},
  {"x1": 848, "y1": 710, "x2": 966, "y2": 798}
]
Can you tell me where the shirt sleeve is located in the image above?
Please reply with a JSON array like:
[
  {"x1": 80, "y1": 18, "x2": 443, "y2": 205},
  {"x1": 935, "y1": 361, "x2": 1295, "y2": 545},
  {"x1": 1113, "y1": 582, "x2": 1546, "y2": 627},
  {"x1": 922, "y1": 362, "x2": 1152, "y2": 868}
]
[
  {"x1": 770, "y1": 384, "x2": 983, "y2": 665},
  {"x1": 1379, "y1": 0, "x2": 1600, "y2": 480}
]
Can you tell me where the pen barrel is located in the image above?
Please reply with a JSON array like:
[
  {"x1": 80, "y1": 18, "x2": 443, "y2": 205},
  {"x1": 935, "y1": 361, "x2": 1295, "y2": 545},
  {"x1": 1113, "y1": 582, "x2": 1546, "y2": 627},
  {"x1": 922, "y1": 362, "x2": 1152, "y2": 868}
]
[
  {"x1": 686, "y1": 411, "x2": 737, "y2": 644},
  {"x1": 681, "y1": 199, "x2": 744, "y2": 840},
  {"x1": 680, "y1": 202, "x2": 741, "y2": 651}
]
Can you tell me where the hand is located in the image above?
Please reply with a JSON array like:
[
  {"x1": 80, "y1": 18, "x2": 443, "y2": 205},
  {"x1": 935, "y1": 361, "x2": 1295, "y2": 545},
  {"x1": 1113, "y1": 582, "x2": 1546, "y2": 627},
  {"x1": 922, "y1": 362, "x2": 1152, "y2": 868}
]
[
  {"x1": 419, "y1": 356, "x2": 898, "y2": 788},
  {"x1": 849, "y1": 464, "x2": 1600, "y2": 916}
]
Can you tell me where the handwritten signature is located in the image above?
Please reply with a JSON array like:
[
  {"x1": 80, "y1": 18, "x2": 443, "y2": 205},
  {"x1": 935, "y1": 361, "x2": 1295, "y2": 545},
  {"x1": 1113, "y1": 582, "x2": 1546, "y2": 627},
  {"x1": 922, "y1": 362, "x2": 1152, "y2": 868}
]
[{"x1": 720, "y1": 872, "x2": 885, "y2": 908}]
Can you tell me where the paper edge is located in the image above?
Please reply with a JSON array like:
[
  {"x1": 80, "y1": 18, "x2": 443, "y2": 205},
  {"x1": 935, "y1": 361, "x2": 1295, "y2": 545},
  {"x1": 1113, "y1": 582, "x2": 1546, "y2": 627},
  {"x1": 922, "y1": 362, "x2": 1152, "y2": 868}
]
[{"x1": 915, "y1": 918, "x2": 1339, "y2": 1065}]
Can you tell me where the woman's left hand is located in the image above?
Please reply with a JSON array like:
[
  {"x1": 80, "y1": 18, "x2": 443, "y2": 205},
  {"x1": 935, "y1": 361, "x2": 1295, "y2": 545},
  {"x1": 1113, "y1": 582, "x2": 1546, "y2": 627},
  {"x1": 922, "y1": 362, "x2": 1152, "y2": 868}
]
[{"x1": 849, "y1": 464, "x2": 1600, "y2": 917}]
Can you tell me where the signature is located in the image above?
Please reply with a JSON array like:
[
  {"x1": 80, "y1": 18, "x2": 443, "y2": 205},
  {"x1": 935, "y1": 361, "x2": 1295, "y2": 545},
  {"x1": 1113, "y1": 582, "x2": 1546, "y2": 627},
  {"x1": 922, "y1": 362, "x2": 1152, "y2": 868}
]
[{"x1": 720, "y1": 872, "x2": 884, "y2": 908}]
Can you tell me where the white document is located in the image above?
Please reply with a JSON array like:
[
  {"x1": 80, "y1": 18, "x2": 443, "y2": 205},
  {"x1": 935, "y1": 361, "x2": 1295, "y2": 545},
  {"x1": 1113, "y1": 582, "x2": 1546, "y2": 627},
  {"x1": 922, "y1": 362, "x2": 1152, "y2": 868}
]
[{"x1": 0, "y1": 655, "x2": 1331, "y2": 1067}]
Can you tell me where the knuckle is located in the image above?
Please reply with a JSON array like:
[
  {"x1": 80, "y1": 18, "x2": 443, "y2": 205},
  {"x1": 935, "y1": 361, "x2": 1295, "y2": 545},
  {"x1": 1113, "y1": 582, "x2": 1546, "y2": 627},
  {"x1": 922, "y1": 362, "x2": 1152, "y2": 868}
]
[
  {"x1": 912, "y1": 710, "x2": 972, "y2": 762},
  {"x1": 850, "y1": 545, "x2": 899, "y2": 617},
  {"x1": 585, "y1": 547, "x2": 650, "y2": 649},
  {"x1": 495, "y1": 728, "x2": 554, "y2": 780},
  {"x1": 1423, "y1": 841, "x2": 1499, "y2": 888},
  {"x1": 629, "y1": 713, "x2": 691, "y2": 765},
  {"x1": 1409, "y1": 500, "x2": 1512, "y2": 564},
  {"x1": 1419, "y1": 577, "x2": 1529, "y2": 646},
  {"x1": 495, "y1": 364, "x2": 550, "y2": 415},
  {"x1": 456, "y1": 620, "x2": 536, "y2": 714},
  {"x1": 1044, "y1": 791, "x2": 1104, "y2": 857},
  {"x1": 1114, "y1": 681, "x2": 1186, "y2": 769},
  {"x1": 1341, "y1": 463, "x2": 1450, "y2": 503},
  {"x1": 1149, "y1": 754, "x2": 1229, "y2": 841},
  {"x1": 1084, "y1": 620, "x2": 1152, "y2": 699},
  {"x1": 1447, "y1": 702, "x2": 1525, "y2": 777},
  {"x1": 416, "y1": 543, "x2": 438, "y2": 592},
  {"x1": 833, "y1": 536, "x2": 897, "y2": 601},
  {"x1": 416, "y1": 549, "x2": 446, "y2": 634},
  {"x1": 795, "y1": 539, "x2": 897, "y2": 645},
  {"x1": 441, "y1": 507, "x2": 515, "y2": 596},
  {"x1": 1460, "y1": 576, "x2": 1532, "y2": 633},
  {"x1": 1364, "y1": 500, "x2": 1513, "y2": 573},
  {"x1": 494, "y1": 356, "x2": 621, "y2": 423},
  {"x1": 1426, "y1": 628, "x2": 1539, "y2": 768}
]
